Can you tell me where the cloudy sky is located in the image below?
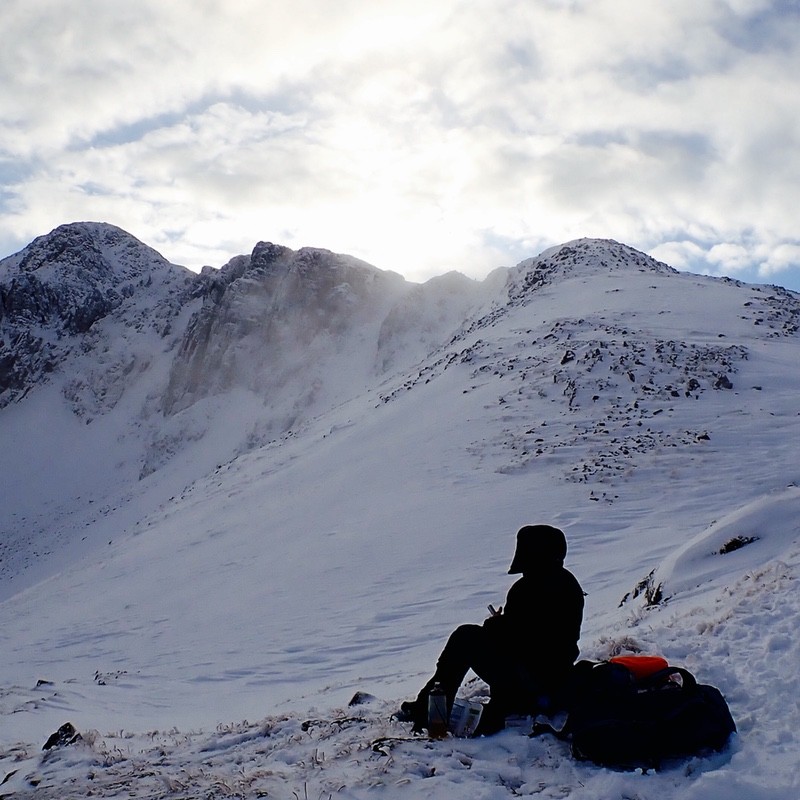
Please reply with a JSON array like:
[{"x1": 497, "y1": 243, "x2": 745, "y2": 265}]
[{"x1": 1, "y1": 0, "x2": 799, "y2": 289}]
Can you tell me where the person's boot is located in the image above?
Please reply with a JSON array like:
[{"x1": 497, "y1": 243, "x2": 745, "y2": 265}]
[
  {"x1": 396, "y1": 699, "x2": 428, "y2": 732},
  {"x1": 473, "y1": 698, "x2": 506, "y2": 736},
  {"x1": 397, "y1": 677, "x2": 457, "y2": 733}
]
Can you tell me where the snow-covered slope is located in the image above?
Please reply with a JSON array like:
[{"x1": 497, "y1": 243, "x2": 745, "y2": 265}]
[
  {"x1": 1, "y1": 229, "x2": 799, "y2": 798},
  {"x1": 1, "y1": 224, "x2": 494, "y2": 596}
]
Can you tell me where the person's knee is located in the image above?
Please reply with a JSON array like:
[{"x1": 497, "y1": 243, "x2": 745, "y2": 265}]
[
  {"x1": 440, "y1": 623, "x2": 485, "y2": 660},
  {"x1": 448, "y1": 623, "x2": 483, "y2": 646}
]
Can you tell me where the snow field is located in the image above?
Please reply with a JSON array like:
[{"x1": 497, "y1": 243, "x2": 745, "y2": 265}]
[
  {"x1": 2, "y1": 235, "x2": 799, "y2": 797},
  {"x1": 3, "y1": 540, "x2": 798, "y2": 798}
]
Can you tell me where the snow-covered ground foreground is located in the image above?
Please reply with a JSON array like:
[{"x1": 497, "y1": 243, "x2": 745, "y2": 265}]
[
  {"x1": 1, "y1": 236, "x2": 799, "y2": 797},
  {"x1": 3, "y1": 530, "x2": 798, "y2": 799}
]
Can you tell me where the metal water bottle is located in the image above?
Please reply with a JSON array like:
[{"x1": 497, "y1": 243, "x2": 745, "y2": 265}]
[{"x1": 427, "y1": 682, "x2": 448, "y2": 738}]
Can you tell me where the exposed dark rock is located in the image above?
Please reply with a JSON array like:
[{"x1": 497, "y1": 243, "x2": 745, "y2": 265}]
[
  {"x1": 0, "y1": 222, "x2": 193, "y2": 407},
  {"x1": 714, "y1": 374, "x2": 734, "y2": 390},
  {"x1": 348, "y1": 691, "x2": 377, "y2": 706},
  {"x1": 508, "y1": 238, "x2": 678, "y2": 303},
  {"x1": 620, "y1": 569, "x2": 665, "y2": 607},
  {"x1": 718, "y1": 535, "x2": 759, "y2": 554},
  {"x1": 42, "y1": 722, "x2": 82, "y2": 751}
]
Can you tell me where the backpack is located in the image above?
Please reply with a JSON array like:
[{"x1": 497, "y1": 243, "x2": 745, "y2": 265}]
[{"x1": 531, "y1": 655, "x2": 737, "y2": 770}]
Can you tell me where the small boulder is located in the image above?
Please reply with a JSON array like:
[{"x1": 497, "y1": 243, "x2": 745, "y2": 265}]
[
  {"x1": 43, "y1": 722, "x2": 82, "y2": 751},
  {"x1": 348, "y1": 691, "x2": 377, "y2": 707},
  {"x1": 714, "y1": 374, "x2": 733, "y2": 390}
]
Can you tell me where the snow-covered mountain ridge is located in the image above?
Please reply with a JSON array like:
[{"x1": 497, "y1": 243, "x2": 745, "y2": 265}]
[
  {"x1": 2, "y1": 220, "x2": 798, "y2": 611},
  {"x1": 0, "y1": 223, "x2": 192, "y2": 410},
  {"x1": 1, "y1": 223, "x2": 799, "y2": 798}
]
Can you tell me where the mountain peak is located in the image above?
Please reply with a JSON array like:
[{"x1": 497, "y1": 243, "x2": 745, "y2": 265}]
[
  {"x1": 0, "y1": 222, "x2": 192, "y2": 407},
  {"x1": 510, "y1": 238, "x2": 677, "y2": 298},
  {"x1": 9, "y1": 221, "x2": 172, "y2": 281},
  {"x1": 540, "y1": 238, "x2": 674, "y2": 270},
  {"x1": 0, "y1": 222, "x2": 189, "y2": 326}
]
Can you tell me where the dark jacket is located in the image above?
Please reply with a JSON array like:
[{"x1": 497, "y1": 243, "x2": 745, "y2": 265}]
[{"x1": 485, "y1": 565, "x2": 584, "y2": 676}]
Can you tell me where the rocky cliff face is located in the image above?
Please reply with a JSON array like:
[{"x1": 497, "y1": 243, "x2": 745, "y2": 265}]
[
  {"x1": 0, "y1": 222, "x2": 194, "y2": 408},
  {"x1": 161, "y1": 242, "x2": 413, "y2": 424},
  {"x1": 1, "y1": 223, "x2": 500, "y2": 466}
]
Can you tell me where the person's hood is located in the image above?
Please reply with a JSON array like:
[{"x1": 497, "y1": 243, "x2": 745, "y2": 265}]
[{"x1": 508, "y1": 525, "x2": 567, "y2": 574}]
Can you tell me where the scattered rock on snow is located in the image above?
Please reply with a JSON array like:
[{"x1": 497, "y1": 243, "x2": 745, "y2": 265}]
[
  {"x1": 348, "y1": 691, "x2": 377, "y2": 706},
  {"x1": 42, "y1": 722, "x2": 82, "y2": 751},
  {"x1": 714, "y1": 374, "x2": 734, "y2": 389}
]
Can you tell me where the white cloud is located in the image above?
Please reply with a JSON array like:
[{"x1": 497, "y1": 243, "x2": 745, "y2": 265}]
[
  {"x1": 708, "y1": 242, "x2": 753, "y2": 273},
  {"x1": 1, "y1": 0, "x2": 799, "y2": 291},
  {"x1": 759, "y1": 243, "x2": 800, "y2": 277},
  {"x1": 649, "y1": 241, "x2": 708, "y2": 272}
]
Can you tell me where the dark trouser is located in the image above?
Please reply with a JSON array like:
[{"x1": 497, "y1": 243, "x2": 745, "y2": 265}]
[
  {"x1": 417, "y1": 625, "x2": 539, "y2": 714},
  {"x1": 416, "y1": 623, "x2": 558, "y2": 719}
]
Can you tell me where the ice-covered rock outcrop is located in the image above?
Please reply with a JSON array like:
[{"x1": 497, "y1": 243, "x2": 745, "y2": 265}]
[{"x1": 0, "y1": 222, "x2": 193, "y2": 408}]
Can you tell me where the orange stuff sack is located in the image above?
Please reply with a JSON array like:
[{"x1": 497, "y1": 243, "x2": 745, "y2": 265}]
[{"x1": 608, "y1": 655, "x2": 669, "y2": 681}]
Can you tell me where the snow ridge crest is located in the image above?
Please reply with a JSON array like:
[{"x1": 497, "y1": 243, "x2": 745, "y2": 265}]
[{"x1": 510, "y1": 238, "x2": 678, "y2": 299}]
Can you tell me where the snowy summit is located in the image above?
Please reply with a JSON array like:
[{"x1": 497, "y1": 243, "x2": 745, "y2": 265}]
[{"x1": 1, "y1": 223, "x2": 799, "y2": 798}]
